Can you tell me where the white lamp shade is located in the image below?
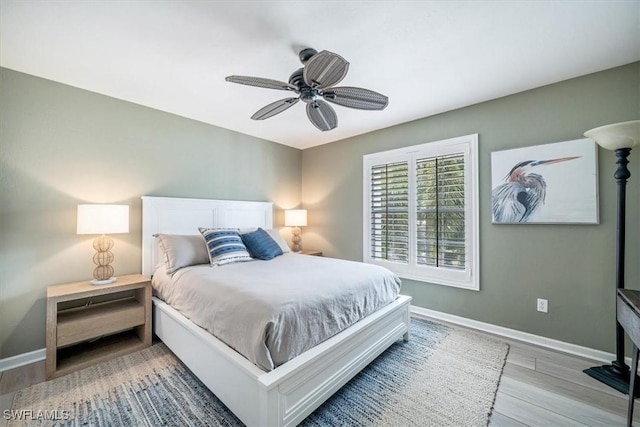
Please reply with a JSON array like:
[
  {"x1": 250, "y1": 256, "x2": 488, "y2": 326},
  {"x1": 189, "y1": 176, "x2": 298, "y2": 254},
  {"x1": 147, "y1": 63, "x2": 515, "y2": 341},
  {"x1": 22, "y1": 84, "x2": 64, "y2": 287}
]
[
  {"x1": 285, "y1": 209, "x2": 307, "y2": 227},
  {"x1": 77, "y1": 204, "x2": 129, "y2": 235},
  {"x1": 584, "y1": 120, "x2": 640, "y2": 151}
]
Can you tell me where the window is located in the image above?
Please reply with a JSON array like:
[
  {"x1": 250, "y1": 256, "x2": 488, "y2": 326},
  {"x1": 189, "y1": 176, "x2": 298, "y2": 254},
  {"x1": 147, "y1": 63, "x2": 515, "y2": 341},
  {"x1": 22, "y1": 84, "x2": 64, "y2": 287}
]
[{"x1": 363, "y1": 134, "x2": 479, "y2": 290}]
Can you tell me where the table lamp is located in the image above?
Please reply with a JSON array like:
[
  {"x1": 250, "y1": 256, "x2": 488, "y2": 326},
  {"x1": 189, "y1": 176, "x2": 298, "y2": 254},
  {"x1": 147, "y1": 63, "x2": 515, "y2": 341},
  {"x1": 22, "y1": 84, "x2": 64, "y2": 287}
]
[
  {"x1": 77, "y1": 204, "x2": 129, "y2": 285},
  {"x1": 285, "y1": 209, "x2": 307, "y2": 252},
  {"x1": 583, "y1": 120, "x2": 640, "y2": 394}
]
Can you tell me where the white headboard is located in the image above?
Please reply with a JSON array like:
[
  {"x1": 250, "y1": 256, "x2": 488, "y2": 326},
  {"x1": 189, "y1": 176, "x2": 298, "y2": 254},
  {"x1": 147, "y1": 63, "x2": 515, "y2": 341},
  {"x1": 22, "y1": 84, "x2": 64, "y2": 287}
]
[{"x1": 141, "y1": 196, "x2": 274, "y2": 277}]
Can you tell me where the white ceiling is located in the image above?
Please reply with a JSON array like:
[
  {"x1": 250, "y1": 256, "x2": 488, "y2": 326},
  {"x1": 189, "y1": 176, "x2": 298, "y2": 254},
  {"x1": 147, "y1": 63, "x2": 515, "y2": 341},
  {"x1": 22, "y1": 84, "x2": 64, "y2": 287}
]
[{"x1": 1, "y1": 1, "x2": 639, "y2": 150}]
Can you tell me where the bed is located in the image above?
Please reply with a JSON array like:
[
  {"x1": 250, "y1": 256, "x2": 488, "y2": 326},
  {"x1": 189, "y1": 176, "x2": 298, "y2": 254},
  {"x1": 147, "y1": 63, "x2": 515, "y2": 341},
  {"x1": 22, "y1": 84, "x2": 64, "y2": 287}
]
[{"x1": 141, "y1": 196, "x2": 412, "y2": 426}]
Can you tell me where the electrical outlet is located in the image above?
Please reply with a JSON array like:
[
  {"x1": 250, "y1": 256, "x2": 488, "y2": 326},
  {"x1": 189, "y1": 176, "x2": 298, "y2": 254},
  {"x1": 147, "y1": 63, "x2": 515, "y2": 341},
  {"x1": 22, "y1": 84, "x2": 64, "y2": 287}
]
[{"x1": 537, "y1": 298, "x2": 548, "y2": 313}]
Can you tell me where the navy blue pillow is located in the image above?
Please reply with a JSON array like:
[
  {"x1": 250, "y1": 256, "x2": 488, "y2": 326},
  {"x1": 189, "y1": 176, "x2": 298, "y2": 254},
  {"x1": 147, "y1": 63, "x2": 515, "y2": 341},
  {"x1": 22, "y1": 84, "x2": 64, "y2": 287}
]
[{"x1": 241, "y1": 228, "x2": 283, "y2": 260}]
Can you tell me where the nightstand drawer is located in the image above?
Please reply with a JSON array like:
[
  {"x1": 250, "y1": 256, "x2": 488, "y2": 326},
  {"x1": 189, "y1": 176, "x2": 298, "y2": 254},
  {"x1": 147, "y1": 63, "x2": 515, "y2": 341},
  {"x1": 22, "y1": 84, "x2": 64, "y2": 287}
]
[{"x1": 57, "y1": 297, "x2": 145, "y2": 347}]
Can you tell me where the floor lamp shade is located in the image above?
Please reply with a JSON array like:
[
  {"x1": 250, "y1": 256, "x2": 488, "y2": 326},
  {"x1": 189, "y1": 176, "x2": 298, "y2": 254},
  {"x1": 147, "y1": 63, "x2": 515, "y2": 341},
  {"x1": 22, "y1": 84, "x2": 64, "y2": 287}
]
[
  {"x1": 582, "y1": 119, "x2": 640, "y2": 395},
  {"x1": 584, "y1": 120, "x2": 640, "y2": 150},
  {"x1": 285, "y1": 209, "x2": 307, "y2": 252},
  {"x1": 77, "y1": 204, "x2": 129, "y2": 285}
]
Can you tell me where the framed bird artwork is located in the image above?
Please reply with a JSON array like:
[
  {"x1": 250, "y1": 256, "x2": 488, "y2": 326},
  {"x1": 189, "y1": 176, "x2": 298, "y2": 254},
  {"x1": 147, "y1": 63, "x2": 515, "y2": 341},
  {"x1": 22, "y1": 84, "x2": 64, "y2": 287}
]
[{"x1": 491, "y1": 138, "x2": 599, "y2": 224}]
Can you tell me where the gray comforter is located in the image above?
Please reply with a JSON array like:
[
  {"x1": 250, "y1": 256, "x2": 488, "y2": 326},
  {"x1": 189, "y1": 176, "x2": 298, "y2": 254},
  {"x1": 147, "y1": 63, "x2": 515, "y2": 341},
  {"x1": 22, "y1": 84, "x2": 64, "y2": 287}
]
[{"x1": 152, "y1": 253, "x2": 401, "y2": 371}]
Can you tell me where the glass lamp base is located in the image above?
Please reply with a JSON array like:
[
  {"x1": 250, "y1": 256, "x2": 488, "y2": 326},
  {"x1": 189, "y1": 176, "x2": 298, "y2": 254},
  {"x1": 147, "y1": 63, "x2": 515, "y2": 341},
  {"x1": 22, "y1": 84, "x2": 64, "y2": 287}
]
[{"x1": 90, "y1": 277, "x2": 117, "y2": 286}]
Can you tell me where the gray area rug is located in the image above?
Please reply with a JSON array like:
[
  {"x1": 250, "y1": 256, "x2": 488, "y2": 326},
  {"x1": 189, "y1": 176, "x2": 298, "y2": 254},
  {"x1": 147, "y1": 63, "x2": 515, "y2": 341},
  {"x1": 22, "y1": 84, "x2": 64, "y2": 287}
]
[{"x1": 10, "y1": 318, "x2": 508, "y2": 426}]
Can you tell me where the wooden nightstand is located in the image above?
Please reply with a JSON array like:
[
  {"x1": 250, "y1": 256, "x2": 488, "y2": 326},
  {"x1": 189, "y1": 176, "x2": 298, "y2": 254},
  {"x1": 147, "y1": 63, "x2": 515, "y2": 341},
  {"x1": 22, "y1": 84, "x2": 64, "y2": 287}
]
[
  {"x1": 300, "y1": 250, "x2": 323, "y2": 256},
  {"x1": 46, "y1": 274, "x2": 151, "y2": 379}
]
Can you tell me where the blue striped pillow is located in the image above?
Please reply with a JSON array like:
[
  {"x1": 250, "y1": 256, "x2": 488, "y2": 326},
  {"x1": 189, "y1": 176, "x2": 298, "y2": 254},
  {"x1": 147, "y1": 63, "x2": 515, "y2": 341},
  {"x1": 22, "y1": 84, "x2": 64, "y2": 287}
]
[
  {"x1": 241, "y1": 228, "x2": 283, "y2": 260},
  {"x1": 198, "y1": 228, "x2": 253, "y2": 266}
]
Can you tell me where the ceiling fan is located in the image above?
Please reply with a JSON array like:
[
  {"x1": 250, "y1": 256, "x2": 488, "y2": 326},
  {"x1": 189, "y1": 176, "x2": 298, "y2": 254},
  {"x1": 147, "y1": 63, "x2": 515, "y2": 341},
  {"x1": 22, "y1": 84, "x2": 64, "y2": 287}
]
[{"x1": 225, "y1": 48, "x2": 389, "y2": 131}]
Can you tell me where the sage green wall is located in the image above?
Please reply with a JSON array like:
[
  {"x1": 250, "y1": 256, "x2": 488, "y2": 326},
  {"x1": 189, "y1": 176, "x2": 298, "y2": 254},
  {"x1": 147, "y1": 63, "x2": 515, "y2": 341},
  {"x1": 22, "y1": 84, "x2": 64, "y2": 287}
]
[
  {"x1": 2, "y1": 64, "x2": 639, "y2": 360},
  {"x1": 0, "y1": 68, "x2": 302, "y2": 359},
  {"x1": 301, "y1": 63, "x2": 640, "y2": 353}
]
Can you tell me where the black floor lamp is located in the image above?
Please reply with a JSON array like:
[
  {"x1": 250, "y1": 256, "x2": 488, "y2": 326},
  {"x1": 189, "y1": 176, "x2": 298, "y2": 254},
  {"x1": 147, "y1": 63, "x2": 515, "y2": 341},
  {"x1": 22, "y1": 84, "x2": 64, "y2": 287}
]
[{"x1": 583, "y1": 120, "x2": 640, "y2": 394}]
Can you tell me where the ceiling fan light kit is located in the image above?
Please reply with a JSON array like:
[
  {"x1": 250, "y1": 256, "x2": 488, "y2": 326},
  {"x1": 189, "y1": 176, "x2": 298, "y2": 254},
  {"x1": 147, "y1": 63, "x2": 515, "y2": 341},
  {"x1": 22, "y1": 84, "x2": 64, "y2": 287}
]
[{"x1": 226, "y1": 48, "x2": 388, "y2": 131}]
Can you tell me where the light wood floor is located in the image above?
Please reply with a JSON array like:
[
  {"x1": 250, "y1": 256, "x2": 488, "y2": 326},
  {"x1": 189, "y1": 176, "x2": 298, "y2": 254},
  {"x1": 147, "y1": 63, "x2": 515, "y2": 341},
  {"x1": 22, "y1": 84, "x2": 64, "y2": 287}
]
[
  {"x1": 489, "y1": 336, "x2": 638, "y2": 426},
  {"x1": 1, "y1": 319, "x2": 637, "y2": 426}
]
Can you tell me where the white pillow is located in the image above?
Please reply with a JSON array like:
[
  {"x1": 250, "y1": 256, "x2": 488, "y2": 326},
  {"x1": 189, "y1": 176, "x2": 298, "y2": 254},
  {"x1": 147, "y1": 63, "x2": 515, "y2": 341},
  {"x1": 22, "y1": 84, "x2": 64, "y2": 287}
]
[
  {"x1": 265, "y1": 228, "x2": 291, "y2": 253},
  {"x1": 155, "y1": 234, "x2": 210, "y2": 274}
]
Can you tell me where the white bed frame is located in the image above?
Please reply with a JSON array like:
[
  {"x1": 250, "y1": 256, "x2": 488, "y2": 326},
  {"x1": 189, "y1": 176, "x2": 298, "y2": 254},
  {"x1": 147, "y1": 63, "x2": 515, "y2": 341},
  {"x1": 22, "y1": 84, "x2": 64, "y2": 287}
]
[{"x1": 141, "y1": 196, "x2": 411, "y2": 427}]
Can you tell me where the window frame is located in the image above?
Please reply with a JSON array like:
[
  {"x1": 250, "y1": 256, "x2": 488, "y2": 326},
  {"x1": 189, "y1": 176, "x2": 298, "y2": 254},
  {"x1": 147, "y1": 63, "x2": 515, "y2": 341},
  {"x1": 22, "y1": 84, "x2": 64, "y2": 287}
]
[{"x1": 363, "y1": 134, "x2": 480, "y2": 291}]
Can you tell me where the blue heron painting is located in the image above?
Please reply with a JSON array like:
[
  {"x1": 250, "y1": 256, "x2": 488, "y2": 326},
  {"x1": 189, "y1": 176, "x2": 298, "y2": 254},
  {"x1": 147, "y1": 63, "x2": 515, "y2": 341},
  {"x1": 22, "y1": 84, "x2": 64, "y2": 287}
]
[
  {"x1": 492, "y1": 157, "x2": 579, "y2": 223},
  {"x1": 491, "y1": 139, "x2": 599, "y2": 224}
]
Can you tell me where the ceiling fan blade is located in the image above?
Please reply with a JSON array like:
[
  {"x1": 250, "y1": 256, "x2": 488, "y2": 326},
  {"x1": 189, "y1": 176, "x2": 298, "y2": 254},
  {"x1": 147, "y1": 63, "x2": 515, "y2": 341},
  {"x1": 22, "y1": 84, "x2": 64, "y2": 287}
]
[
  {"x1": 251, "y1": 97, "x2": 299, "y2": 120},
  {"x1": 322, "y1": 86, "x2": 389, "y2": 110},
  {"x1": 303, "y1": 50, "x2": 349, "y2": 89},
  {"x1": 226, "y1": 75, "x2": 297, "y2": 91},
  {"x1": 306, "y1": 100, "x2": 337, "y2": 131}
]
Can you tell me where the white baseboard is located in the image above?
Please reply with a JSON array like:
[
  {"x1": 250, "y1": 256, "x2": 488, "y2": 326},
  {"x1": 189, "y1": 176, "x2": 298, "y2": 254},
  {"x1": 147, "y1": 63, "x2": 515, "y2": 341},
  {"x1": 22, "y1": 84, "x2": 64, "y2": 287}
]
[
  {"x1": 410, "y1": 305, "x2": 616, "y2": 364},
  {"x1": 0, "y1": 348, "x2": 45, "y2": 373}
]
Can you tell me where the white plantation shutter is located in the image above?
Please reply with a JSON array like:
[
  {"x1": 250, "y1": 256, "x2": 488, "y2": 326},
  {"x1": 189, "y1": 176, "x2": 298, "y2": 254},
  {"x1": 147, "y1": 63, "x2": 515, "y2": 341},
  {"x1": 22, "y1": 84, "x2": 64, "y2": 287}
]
[
  {"x1": 370, "y1": 161, "x2": 409, "y2": 263},
  {"x1": 416, "y1": 154, "x2": 466, "y2": 270},
  {"x1": 363, "y1": 134, "x2": 479, "y2": 290}
]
